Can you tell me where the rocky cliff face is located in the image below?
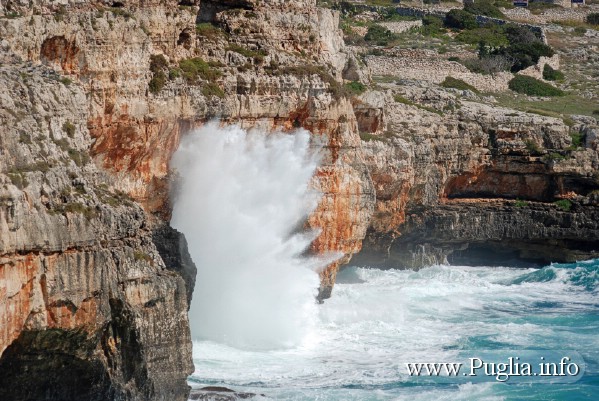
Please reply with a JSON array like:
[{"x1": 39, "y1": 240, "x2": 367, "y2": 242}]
[
  {"x1": 352, "y1": 85, "x2": 599, "y2": 269},
  {"x1": 1, "y1": 0, "x2": 599, "y2": 398},
  {"x1": 0, "y1": 0, "x2": 376, "y2": 299},
  {"x1": 0, "y1": 0, "x2": 375, "y2": 398},
  {"x1": 0, "y1": 61, "x2": 193, "y2": 399}
]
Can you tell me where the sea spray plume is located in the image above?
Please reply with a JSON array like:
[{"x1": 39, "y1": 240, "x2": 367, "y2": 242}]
[{"x1": 170, "y1": 123, "x2": 337, "y2": 350}]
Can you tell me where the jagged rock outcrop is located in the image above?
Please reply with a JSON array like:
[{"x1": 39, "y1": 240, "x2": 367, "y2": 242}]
[
  {"x1": 0, "y1": 0, "x2": 375, "y2": 298},
  {"x1": 352, "y1": 85, "x2": 599, "y2": 269},
  {"x1": 0, "y1": 59, "x2": 193, "y2": 400},
  {"x1": 356, "y1": 199, "x2": 599, "y2": 269},
  {"x1": 0, "y1": 0, "x2": 376, "y2": 397}
]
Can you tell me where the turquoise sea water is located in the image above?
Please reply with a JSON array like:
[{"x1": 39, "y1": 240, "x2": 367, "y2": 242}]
[{"x1": 189, "y1": 259, "x2": 599, "y2": 400}]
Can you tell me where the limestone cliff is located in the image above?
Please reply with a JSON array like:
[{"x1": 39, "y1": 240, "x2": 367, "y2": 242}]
[
  {"x1": 0, "y1": 63, "x2": 193, "y2": 399},
  {"x1": 0, "y1": 0, "x2": 376, "y2": 299},
  {"x1": 1, "y1": 0, "x2": 599, "y2": 399},
  {"x1": 0, "y1": 0, "x2": 374, "y2": 398},
  {"x1": 352, "y1": 85, "x2": 599, "y2": 268}
]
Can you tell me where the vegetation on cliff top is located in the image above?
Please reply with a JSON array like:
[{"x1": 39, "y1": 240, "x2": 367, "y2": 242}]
[
  {"x1": 542, "y1": 64, "x2": 564, "y2": 81},
  {"x1": 453, "y1": 23, "x2": 554, "y2": 74},
  {"x1": 508, "y1": 75, "x2": 564, "y2": 97},
  {"x1": 463, "y1": 0, "x2": 504, "y2": 19},
  {"x1": 587, "y1": 12, "x2": 599, "y2": 25},
  {"x1": 441, "y1": 77, "x2": 479, "y2": 93},
  {"x1": 364, "y1": 24, "x2": 398, "y2": 46}
]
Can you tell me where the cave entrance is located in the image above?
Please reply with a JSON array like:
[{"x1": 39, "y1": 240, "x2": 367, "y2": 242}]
[
  {"x1": 0, "y1": 330, "x2": 112, "y2": 401},
  {"x1": 197, "y1": 0, "x2": 253, "y2": 23},
  {"x1": 447, "y1": 242, "x2": 545, "y2": 268},
  {"x1": 178, "y1": 28, "x2": 193, "y2": 49}
]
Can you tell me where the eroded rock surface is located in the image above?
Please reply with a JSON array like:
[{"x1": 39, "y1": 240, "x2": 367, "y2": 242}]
[
  {"x1": 0, "y1": 0, "x2": 375, "y2": 397},
  {"x1": 352, "y1": 85, "x2": 599, "y2": 269},
  {"x1": 1, "y1": 1, "x2": 599, "y2": 398},
  {"x1": 0, "y1": 62, "x2": 193, "y2": 400}
]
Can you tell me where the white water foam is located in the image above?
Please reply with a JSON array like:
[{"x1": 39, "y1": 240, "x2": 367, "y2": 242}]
[
  {"x1": 188, "y1": 264, "x2": 598, "y2": 400},
  {"x1": 169, "y1": 124, "x2": 598, "y2": 400},
  {"x1": 170, "y1": 123, "x2": 331, "y2": 350}
]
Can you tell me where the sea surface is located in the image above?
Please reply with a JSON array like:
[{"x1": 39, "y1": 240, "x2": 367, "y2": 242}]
[{"x1": 189, "y1": 259, "x2": 599, "y2": 400}]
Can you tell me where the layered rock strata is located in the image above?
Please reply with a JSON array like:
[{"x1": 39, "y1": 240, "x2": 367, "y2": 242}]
[
  {"x1": 1, "y1": 1, "x2": 599, "y2": 398},
  {"x1": 352, "y1": 86, "x2": 599, "y2": 269},
  {"x1": 0, "y1": 0, "x2": 375, "y2": 397},
  {"x1": 0, "y1": 63, "x2": 193, "y2": 400}
]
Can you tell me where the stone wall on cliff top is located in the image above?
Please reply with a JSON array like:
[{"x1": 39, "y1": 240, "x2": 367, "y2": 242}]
[
  {"x1": 0, "y1": 58, "x2": 194, "y2": 399},
  {"x1": 365, "y1": 51, "x2": 560, "y2": 93}
]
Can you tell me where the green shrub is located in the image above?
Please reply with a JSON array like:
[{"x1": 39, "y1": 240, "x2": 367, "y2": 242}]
[
  {"x1": 514, "y1": 199, "x2": 528, "y2": 207},
  {"x1": 544, "y1": 152, "x2": 566, "y2": 161},
  {"x1": 443, "y1": 22, "x2": 554, "y2": 74},
  {"x1": 226, "y1": 44, "x2": 267, "y2": 64},
  {"x1": 149, "y1": 54, "x2": 168, "y2": 73},
  {"x1": 364, "y1": 24, "x2": 396, "y2": 46},
  {"x1": 499, "y1": 25, "x2": 553, "y2": 72},
  {"x1": 456, "y1": 25, "x2": 509, "y2": 48},
  {"x1": 19, "y1": 133, "x2": 32, "y2": 144},
  {"x1": 54, "y1": 5, "x2": 67, "y2": 22},
  {"x1": 464, "y1": 0, "x2": 504, "y2": 18},
  {"x1": 441, "y1": 76, "x2": 479, "y2": 93},
  {"x1": 587, "y1": 12, "x2": 599, "y2": 25},
  {"x1": 421, "y1": 16, "x2": 445, "y2": 37},
  {"x1": 195, "y1": 22, "x2": 224, "y2": 40},
  {"x1": 359, "y1": 132, "x2": 388, "y2": 142},
  {"x1": 148, "y1": 71, "x2": 166, "y2": 94},
  {"x1": 68, "y1": 148, "x2": 90, "y2": 167},
  {"x1": 179, "y1": 57, "x2": 222, "y2": 83},
  {"x1": 573, "y1": 26, "x2": 587, "y2": 36},
  {"x1": 502, "y1": 41, "x2": 554, "y2": 72},
  {"x1": 149, "y1": 54, "x2": 169, "y2": 93},
  {"x1": 109, "y1": 7, "x2": 133, "y2": 20},
  {"x1": 62, "y1": 121, "x2": 75, "y2": 138},
  {"x1": 393, "y1": 94, "x2": 442, "y2": 115},
  {"x1": 60, "y1": 202, "x2": 97, "y2": 219},
  {"x1": 54, "y1": 137, "x2": 70, "y2": 152},
  {"x1": 7, "y1": 172, "x2": 28, "y2": 189},
  {"x1": 508, "y1": 75, "x2": 564, "y2": 97},
  {"x1": 569, "y1": 131, "x2": 585, "y2": 149},
  {"x1": 554, "y1": 199, "x2": 572, "y2": 211},
  {"x1": 168, "y1": 68, "x2": 180, "y2": 80},
  {"x1": 444, "y1": 9, "x2": 477, "y2": 30},
  {"x1": 344, "y1": 81, "x2": 366, "y2": 96},
  {"x1": 524, "y1": 139, "x2": 542, "y2": 154},
  {"x1": 134, "y1": 250, "x2": 153, "y2": 263},
  {"x1": 394, "y1": 94, "x2": 416, "y2": 106},
  {"x1": 201, "y1": 82, "x2": 225, "y2": 98},
  {"x1": 542, "y1": 64, "x2": 564, "y2": 81}
]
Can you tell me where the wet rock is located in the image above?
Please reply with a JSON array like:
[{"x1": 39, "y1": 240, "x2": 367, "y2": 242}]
[{"x1": 189, "y1": 386, "x2": 263, "y2": 400}]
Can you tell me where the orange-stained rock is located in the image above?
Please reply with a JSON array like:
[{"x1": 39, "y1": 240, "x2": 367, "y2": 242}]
[
  {"x1": 0, "y1": 60, "x2": 194, "y2": 400},
  {"x1": 0, "y1": 254, "x2": 37, "y2": 356}
]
